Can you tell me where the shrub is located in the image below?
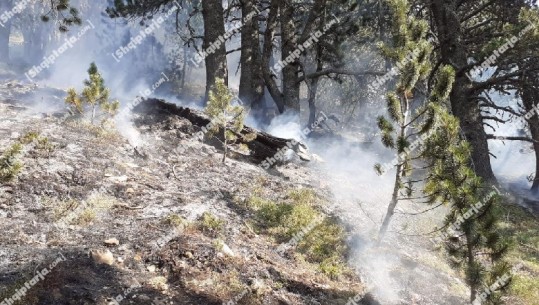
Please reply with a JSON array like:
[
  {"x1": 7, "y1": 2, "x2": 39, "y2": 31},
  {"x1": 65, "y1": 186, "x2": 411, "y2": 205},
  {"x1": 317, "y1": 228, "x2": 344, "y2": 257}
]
[
  {"x1": 198, "y1": 212, "x2": 225, "y2": 235},
  {"x1": 0, "y1": 143, "x2": 23, "y2": 182}
]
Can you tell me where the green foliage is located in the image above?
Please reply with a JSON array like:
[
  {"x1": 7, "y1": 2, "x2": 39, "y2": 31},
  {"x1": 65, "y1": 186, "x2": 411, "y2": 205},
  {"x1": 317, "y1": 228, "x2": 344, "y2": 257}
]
[
  {"x1": 245, "y1": 189, "x2": 347, "y2": 277},
  {"x1": 65, "y1": 88, "x2": 83, "y2": 114},
  {"x1": 198, "y1": 212, "x2": 225, "y2": 235},
  {"x1": 0, "y1": 143, "x2": 23, "y2": 183},
  {"x1": 423, "y1": 106, "x2": 512, "y2": 303},
  {"x1": 19, "y1": 131, "x2": 39, "y2": 144},
  {"x1": 40, "y1": 0, "x2": 82, "y2": 32},
  {"x1": 0, "y1": 131, "x2": 51, "y2": 182},
  {"x1": 387, "y1": 93, "x2": 403, "y2": 123},
  {"x1": 19, "y1": 132, "x2": 54, "y2": 154},
  {"x1": 163, "y1": 214, "x2": 187, "y2": 228},
  {"x1": 375, "y1": 0, "x2": 442, "y2": 241},
  {"x1": 204, "y1": 78, "x2": 254, "y2": 162},
  {"x1": 65, "y1": 63, "x2": 119, "y2": 124}
]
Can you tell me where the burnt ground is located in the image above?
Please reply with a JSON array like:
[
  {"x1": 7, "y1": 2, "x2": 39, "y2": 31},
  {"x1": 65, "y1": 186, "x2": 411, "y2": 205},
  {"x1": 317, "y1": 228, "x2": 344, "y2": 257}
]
[
  {"x1": 1, "y1": 79, "x2": 536, "y2": 305},
  {"x1": 0, "y1": 93, "x2": 372, "y2": 305}
]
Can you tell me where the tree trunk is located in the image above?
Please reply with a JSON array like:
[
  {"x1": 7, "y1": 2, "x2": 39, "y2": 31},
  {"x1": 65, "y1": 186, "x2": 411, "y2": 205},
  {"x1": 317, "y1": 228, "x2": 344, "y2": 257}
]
[
  {"x1": 307, "y1": 80, "x2": 318, "y2": 127},
  {"x1": 379, "y1": 95, "x2": 409, "y2": 243},
  {"x1": 261, "y1": 0, "x2": 285, "y2": 113},
  {"x1": 239, "y1": 0, "x2": 264, "y2": 110},
  {"x1": 378, "y1": 163, "x2": 402, "y2": 242},
  {"x1": 429, "y1": 0, "x2": 496, "y2": 183},
  {"x1": 0, "y1": 0, "x2": 13, "y2": 64},
  {"x1": 521, "y1": 81, "x2": 539, "y2": 192},
  {"x1": 92, "y1": 105, "x2": 96, "y2": 124},
  {"x1": 308, "y1": 43, "x2": 324, "y2": 126},
  {"x1": 222, "y1": 125, "x2": 227, "y2": 163},
  {"x1": 201, "y1": 0, "x2": 228, "y2": 103},
  {"x1": 466, "y1": 234, "x2": 477, "y2": 303},
  {"x1": 280, "y1": 1, "x2": 300, "y2": 113}
]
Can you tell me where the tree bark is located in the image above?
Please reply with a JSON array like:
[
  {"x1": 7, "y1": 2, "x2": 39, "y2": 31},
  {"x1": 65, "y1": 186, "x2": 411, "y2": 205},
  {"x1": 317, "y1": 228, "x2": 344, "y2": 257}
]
[
  {"x1": 239, "y1": 0, "x2": 264, "y2": 110},
  {"x1": 280, "y1": 0, "x2": 300, "y2": 113},
  {"x1": 521, "y1": 81, "x2": 539, "y2": 192},
  {"x1": 379, "y1": 93, "x2": 410, "y2": 243},
  {"x1": 307, "y1": 44, "x2": 324, "y2": 126},
  {"x1": 378, "y1": 163, "x2": 402, "y2": 242},
  {"x1": 261, "y1": 0, "x2": 285, "y2": 113},
  {"x1": 429, "y1": 0, "x2": 496, "y2": 183},
  {"x1": 0, "y1": 0, "x2": 13, "y2": 64},
  {"x1": 201, "y1": 0, "x2": 228, "y2": 103}
]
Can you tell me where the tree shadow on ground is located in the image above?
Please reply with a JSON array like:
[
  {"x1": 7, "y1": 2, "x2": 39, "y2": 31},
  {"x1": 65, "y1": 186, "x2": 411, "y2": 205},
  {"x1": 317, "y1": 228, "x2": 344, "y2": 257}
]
[{"x1": 0, "y1": 249, "x2": 222, "y2": 305}]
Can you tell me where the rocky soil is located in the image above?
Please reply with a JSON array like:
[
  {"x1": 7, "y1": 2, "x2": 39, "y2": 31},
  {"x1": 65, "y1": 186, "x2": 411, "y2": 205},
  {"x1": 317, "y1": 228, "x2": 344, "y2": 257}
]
[{"x1": 0, "y1": 92, "x2": 371, "y2": 305}]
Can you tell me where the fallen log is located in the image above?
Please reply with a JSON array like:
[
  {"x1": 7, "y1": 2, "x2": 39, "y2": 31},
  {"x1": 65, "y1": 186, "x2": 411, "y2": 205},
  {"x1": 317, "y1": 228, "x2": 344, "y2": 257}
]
[{"x1": 133, "y1": 98, "x2": 308, "y2": 165}]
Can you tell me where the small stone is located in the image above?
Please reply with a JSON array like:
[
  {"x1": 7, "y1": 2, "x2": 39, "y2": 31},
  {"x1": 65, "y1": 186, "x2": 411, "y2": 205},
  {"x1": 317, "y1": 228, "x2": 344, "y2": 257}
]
[
  {"x1": 221, "y1": 243, "x2": 235, "y2": 257},
  {"x1": 91, "y1": 249, "x2": 114, "y2": 265},
  {"x1": 108, "y1": 175, "x2": 128, "y2": 183},
  {"x1": 147, "y1": 265, "x2": 157, "y2": 272},
  {"x1": 251, "y1": 279, "x2": 268, "y2": 295},
  {"x1": 148, "y1": 276, "x2": 168, "y2": 291},
  {"x1": 104, "y1": 238, "x2": 120, "y2": 246}
]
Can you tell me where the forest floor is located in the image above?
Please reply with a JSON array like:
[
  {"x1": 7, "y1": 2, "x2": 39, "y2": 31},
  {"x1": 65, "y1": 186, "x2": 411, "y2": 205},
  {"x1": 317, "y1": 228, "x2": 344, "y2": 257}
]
[
  {"x1": 0, "y1": 89, "x2": 370, "y2": 305},
  {"x1": 0, "y1": 78, "x2": 537, "y2": 305}
]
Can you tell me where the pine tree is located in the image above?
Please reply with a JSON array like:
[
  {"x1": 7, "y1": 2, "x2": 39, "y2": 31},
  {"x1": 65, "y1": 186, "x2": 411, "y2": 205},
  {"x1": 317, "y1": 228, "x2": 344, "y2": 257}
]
[
  {"x1": 204, "y1": 78, "x2": 255, "y2": 163},
  {"x1": 65, "y1": 63, "x2": 119, "y2": 124},
  {"x1": 423, "y1": 105, "x2": 512, "y2": 304},
  {"x1": 374, "y1": 0, "x2": 436, "y2": 241}
]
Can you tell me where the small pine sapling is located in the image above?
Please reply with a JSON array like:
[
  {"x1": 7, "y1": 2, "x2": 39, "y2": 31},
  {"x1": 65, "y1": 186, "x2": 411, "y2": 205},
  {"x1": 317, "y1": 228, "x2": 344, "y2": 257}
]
[
  {"x1": 65, "y1": 62, "x2": 119, "y2": 124},
  {"x1": 374, "y1": 0, "x2": 436, "y2": 242},
  {"x1": 204, "y1": 78, "x2": 255, "y2": 163}
]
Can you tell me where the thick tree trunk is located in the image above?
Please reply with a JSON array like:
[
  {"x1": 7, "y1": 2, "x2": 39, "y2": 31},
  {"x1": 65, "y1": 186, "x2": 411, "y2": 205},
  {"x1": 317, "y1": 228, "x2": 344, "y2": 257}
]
[
  {"x1": 239, "y1": 0, "x2": 264, "y2": 110},
  {"x1": 201, "y1": 0, "x2": 228, "y2": 103},
  {"x1": 429, "y1": 0, "x2": 496, "y2": 183},
  {"x1": 0, "y1": 0, "x2": 13, "y2": 64},
  {"x1": 521, "y1": 82, "x2": 539, "y2": 192},
  {"x1": 532, "y1": 133, "x2": 539, "y2": 192},
  {"x1": 308, "y1": 44, "x2": 324, "y2": 126},
  {"x1": 280, "y1": 1, "x2": 300, "y2": 113},
  {"x1": 261, "y1": 0, "x2": 285, "y2": 113}
]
